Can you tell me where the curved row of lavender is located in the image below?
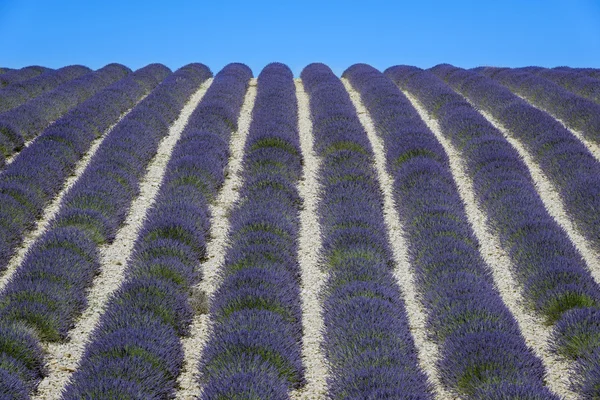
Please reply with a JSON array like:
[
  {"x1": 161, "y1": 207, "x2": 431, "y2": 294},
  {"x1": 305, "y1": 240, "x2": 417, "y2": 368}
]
[
  {"x1": 386, "y1": 65, "x2": 600, "y2": 398},
  {"x1": 472, "y1": 66, "x2": 600, "y2": 399},
  {"x1": 0, "y1": 64, "x2": 212, "y2": 399},
  {"x1": 556, "y1": 67, "x2": 600, "y2": 80},
  {"x1": 63, "y1": 63, "x2": 250, "y2": 398},
  {"x1": 0, "y1": 64, "x2": 130, "y2": 166},
  {"x1": 301, "y1": 63, "x2": 433, "y2": 399},
  {"x1": 433, "y1": 65, "x2": 600, "y2": 398},
  {"x1": 345, "y1": 64, "x2": 554, "y2": 398},
  {"x1": 0, "y1": 64, "x2": 169, "y2": 275},
  {"x1": 0, "y1": 65, "x2": 91, "y2": 114},
  {"x1": 199, "y1": 63, "x2": 305, "y2": 399},
  {"x1": 475, "y1": 67, "x2": 600, "y2": 147},
  {"x1": 0, "y1": 67, "x2": 51, "y2": 88},
  {"x1": 344, "y1": 64, "x2": 555, "y2": 399},
  {"x1": 431, "y1": 65, "x2": 600, "y2": 258},
  {"x1": 520, "y1": 67, "x2": 600, "y2": 105}
]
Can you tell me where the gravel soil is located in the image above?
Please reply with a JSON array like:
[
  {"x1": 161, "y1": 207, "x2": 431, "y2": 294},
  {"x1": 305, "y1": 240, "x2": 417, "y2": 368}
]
[
  {"x1": 32, "y1": 80, "x2": 213, "y2": 400},
  {"x1": 403, "y1": 90, "x2": 576, "y2": 399},
  {"x1": 289, "y1": 79, "x2": 329, "y2": 400},
  {"x1": 175, "y1": 80, "x2": 257, "y2": 400},
  {"x1": 472, "y1": 104, "x2": 600, "y2": 285},
  {"x1": 344, "y1": 78, "x2": 454, "y2": 400}
]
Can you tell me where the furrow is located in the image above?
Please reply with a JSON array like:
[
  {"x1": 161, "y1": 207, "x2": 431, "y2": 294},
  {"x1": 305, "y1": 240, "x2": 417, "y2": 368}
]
[
  {"x1": 476, "y1": 67, "x2": 600, "y2": 149},
  {"x1": 513, "y1": 92, "x2": 600, "y2": 164},
  {"x1": 289, "y1": 79, "x2": 328, "y2": 400},
  {"x1": 0, "y1": 64, "x2": 130, "y2": 164},
  {"x1": 0, "y1": 100, "x2": 140, "y2": 294},
  {"x1": 342, "y1": 78, "x2": 451, "y2": 400},
  {"x1": 175, "y1": 79, "x2": 257, "y2": 400},
  {"x1": 403, "y1": 90, "x2": 575, "y2": 399},
  {"x1": 0, "y1": 64, "x2": 170, "y2": 275},
  {"x1": 472, "y1": 104, "x2": 600, "y2": 283},
  {"x1": 32, "y1": 78, "x2": 213, "y2": 400},
  {"x1": 301, "y1": 63, "x2": 433, "y2": 399},
  {"x1": 0, "y1": 64, "x2": 211, "y2": 398}
]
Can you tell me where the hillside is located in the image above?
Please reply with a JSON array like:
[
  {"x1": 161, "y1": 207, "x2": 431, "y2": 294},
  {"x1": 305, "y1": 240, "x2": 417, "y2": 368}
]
[{"x1": 0, "y1": 62, "x2": 599, "y2": 399}]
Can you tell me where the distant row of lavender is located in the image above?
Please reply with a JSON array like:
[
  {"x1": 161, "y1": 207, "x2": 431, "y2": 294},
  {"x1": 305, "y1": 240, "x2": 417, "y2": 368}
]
[
  {"x1": 462, "y1": 65, "x2": 600, "y2": 398},
  {"x1": 199, "y1": 63, "x2": 304, "y2": 399},
  {"x1": 0, "y1": 65, "x2": 91, "y2": 113},
  {"x1": 520, "y1": 67, "x2": 600, "y2": 105},
  {"x1": 0, "y1": 64, "x2": 207, "y2": 398},
  {"x1": 0, "y1": 64, "x2": 169, "y2": 277},
  {"x1": 0, "y1": 64, "x2": 129, "y2": 167},
  {"x1": 301, "y1": 63, "x2": 433, "y2": 398},
  {"x1": 0, "y1": 66, "x2": 51, "y2": 88},
  {"x1": 475, "y1": 67, "x2": 600, "y2": 147},
  {"x1": 432, "y1": 65, "x2": 600, "y2": 258},
  {"x1": 345, "y1": 64, "x2": 554, "y2": 398},
  {"x1": 563, "y1": 67, "x2": 600, "y2": 80},
  {"x1": 64, "y1": 63, "x2": 250, "y2": 398},
  {"x1": 387, "y1": 65, "x2": 600, "y2": 397}
]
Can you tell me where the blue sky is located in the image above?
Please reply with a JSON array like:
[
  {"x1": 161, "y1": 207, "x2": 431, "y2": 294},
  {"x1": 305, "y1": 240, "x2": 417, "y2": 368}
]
[{"x1": 1, "y1": 0, "x2": 599, "y2": 76}]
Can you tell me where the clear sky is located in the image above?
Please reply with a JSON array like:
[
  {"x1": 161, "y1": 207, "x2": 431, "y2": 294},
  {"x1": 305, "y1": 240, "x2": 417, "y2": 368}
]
[{"x1": 1, "y1": 0, "x2": 599, "y2": 76}]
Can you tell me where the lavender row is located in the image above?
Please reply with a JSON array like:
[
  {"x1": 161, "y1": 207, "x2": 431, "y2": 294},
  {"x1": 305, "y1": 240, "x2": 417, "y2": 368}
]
[
  {"x1": 431, "y1": 64, "x2": 600, "y2": 254},
  {"x1": 386, "y1": 65, "x2": 600, "y2": 397},
  {"x1": 199, "y1": 63, "x2": 304, "y2": 399},
  {"x1": 345, "y1": 64, "x2": 553, "y2": 398},
  {"x1": 0, "y1": 68, "x2": 12, "y2": 75},
  {"x1": 521, "y1": 67, "x2": 600, "y2": 105},
  {"x1": 0, "y1": 65, "x2": 91, "y2": 113},
  {"x1": 301, "y1": 63, "x2": 432, "y2": 399},
  {"x1": 63, "y1": 63, "x2": 251, "y2": 399},
  {"x1": 0, "y1": 64, "x2": 211, "y2": 398},
  {"x1": 555, "y1": 67, "x2": 600, "y2": 81},
  {"x1": 474, "y1": 67, "x2": 600, "y2": 146},
  {"x1": 0, "y1": 66, "x2": 51, "y2": 88},
  {"x1": 0, "y1": 63, "x2": 170, "y2": 273},
  {"x1": 0, "y1": 63, "x2": 129, "y2": 164}
]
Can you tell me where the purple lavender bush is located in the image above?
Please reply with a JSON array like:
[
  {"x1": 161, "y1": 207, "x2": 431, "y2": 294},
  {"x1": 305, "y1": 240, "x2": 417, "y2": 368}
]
[
  {"x1": 0, "y1": 65, "x2": 91, "y2": 113},
  {"x1": 303, "y1": 63, "x2": 433, "y2": 399},
  {"x1": 199, "y1": 62, "x2": 306, "y2": 399},
  {"x1": 524, "y1": 67, "x2": 600, "y2": 105},
  {"x1": 0, "y1": 64, "x2": 130, "y2": 160},
  {"x1": 475, "y1": 67, "x2": 600, "y2": 146},
  {"x1": 0, "y1": 64, "x2": 171, "y2": 274},
  {"x1": 0, "y1": 66, "x2": 51, "y2": 88},
  {"x1": 431, "y1": 64, "x2": 600, "y2": 257},
  {"x1": 0, "y1": 322, "x2": 46, "y2": 398},
  {"x1": 0, "y1": 64, "x2": 212, "y2": 399},
  {"x1": 386, "y1": 65, "x2": 600, "y2": 397},
  {"x1": 555, "y1": 67, "x2": 600, "y2": 81},
  {"x1": 63, "y1": 63, "x2": 255, "y2": 399},
  {"x1": 345, "y1": 63, "x2": 552, "y2": 398}
]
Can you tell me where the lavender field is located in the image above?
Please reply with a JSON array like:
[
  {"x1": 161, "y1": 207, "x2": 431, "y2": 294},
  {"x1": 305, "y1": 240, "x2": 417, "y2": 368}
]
[{"x1": 0, "y1": 62, "x2": 599, "y2": 399}]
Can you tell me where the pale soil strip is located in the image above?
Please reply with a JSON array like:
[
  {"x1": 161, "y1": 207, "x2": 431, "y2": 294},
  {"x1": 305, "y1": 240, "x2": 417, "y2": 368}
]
[
  {"x1": 0, "y1": 95, "x2": 148, "y2": 293},
  {"x1": 402, "y1": 89, "x2": 575, "y2": 399},
  {"x1": 32, "y1": 79, "x2": 213, "y2": 400},
  {"x1": 471, "y1": 103, "x2": 600, "y2": 282},
  {"x1": 513, "y1": 92, "x2": 600, "y2": 163},
  {"x1": 289, "y1": 79, "x2": 328, "y2": 400},
  {"x1": 175, "y1": 80, "x2": 257, "y2": 400},
  {"x1": 343, "y1": 78, "x2": 452, "y2": 400}
]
